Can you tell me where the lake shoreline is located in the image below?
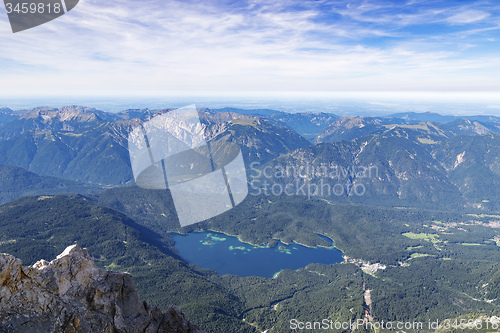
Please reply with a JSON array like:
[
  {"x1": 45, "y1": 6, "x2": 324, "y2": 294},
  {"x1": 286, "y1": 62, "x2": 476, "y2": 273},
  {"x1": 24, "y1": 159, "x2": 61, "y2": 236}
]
[
  {"x1": 171, "y1": 229, "x2": 341, "y2": 251},
  {"x1": 170, "y1": 230, "x2": 345, "y2": 278}
]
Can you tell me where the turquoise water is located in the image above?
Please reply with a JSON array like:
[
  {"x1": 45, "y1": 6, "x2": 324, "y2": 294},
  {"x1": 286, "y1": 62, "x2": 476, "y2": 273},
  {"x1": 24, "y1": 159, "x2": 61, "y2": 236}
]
[{"x1": 171, "y1": 231, "x2": 344, "y2": 278}]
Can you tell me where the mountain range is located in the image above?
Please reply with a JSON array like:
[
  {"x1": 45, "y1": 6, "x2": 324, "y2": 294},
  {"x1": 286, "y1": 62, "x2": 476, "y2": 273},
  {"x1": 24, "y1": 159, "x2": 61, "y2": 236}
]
[
  {"x1": 2, "y1": 104, "x2": 500, "y2": 332},
  {"x1": 1, "y1": 104, "x2": 500, "y2": 210}
]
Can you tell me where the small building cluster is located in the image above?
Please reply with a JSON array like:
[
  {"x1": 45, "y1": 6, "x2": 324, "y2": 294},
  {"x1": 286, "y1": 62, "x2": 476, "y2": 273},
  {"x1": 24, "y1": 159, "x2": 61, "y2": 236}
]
[{"x1": 342, "y1": 256, "x2": 386, "y2": 274}]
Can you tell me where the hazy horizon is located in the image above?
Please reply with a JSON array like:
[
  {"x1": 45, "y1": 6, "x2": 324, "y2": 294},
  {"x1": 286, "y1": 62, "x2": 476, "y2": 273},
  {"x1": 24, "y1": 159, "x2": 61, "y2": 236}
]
[{"x1": 1, "y1": 91, "x2": 500, "y2": 116}]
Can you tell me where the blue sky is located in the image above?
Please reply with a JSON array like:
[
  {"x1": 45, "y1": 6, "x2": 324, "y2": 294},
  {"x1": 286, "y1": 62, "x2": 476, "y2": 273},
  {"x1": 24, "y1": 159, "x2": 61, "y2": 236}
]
[{"x1": 0, "y1": 0, "x2": 499, "y2": 97}]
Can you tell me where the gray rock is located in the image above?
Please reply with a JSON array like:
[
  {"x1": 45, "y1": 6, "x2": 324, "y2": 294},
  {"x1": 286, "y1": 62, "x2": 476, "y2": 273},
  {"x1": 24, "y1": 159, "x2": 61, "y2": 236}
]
[{"x1": 0, "y1": 245, "x2": 206, "y2": 333}]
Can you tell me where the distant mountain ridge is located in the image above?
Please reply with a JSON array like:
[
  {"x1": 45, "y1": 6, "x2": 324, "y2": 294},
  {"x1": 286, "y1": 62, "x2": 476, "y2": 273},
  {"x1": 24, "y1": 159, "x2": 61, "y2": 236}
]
[
  {"x1": 0, "y1": 105, "x2": 499, "y2": 210},
  {"x1": 0, "y1": 164, "x2": 103, "y2": 205},
  {"x1": 315, "y1": 116, "x2": 385, "y2": 143},
  {"x1": 317, "y1": 116, "x2": 500, "y2": 145},
  {"x1": 0, "y1": 106, "x2": 313, "y2": 185},
  {"x1": 211, "y1": 107, "x2": 338, "y2": 140},
  {"x1": 255, "y1": 133, "x2": 466, "y2": 209},
  {"x1": 387, "y1": 111, "x2": 500, "y2": 124},
  {"x1": 0, "y1": 120, "x2": 134, "y2": 185},
  {"x1": 207, "y1": 117, "x2": 311, "y2": 163},
  {"x1": 0, "y1": 107, "x2": 17, "y2": 128}
]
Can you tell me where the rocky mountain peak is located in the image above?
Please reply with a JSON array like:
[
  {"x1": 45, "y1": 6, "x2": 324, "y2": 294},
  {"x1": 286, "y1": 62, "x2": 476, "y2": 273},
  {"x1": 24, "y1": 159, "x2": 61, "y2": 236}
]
[
  {"x1": 22, "y1": 106, "x2": 104, "y2": 123},
  {"x1": 0, "y1": 245, "x2": 206, "y2": 333}
]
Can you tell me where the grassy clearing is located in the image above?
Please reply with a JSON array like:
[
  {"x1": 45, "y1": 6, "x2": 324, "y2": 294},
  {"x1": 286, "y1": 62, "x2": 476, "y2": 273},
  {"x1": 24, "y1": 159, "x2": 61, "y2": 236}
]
[
  {"x1": 410, "y1": 253, "x2": 432, "y2": 259},
  {"x1": 467, "y1": 213, "x2": 500, "y2": 219},
  {"x1": 403, "y1": 232, "x2": 440, "y2": 243}
]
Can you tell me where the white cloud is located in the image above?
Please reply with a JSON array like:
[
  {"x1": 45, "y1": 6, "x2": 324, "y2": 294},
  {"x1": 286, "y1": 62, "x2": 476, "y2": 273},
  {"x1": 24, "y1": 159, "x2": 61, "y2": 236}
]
[
  {"x1": 447, "y1": 10, "x2": 490, "y2": 24},
  {"x1": 0, "y1": 0, "x2": 499, "y2": 95}
]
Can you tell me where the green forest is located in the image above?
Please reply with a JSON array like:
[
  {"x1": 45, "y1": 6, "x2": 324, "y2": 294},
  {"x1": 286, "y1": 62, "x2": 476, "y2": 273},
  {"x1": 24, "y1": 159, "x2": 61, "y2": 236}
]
[{"x1": 2, "y1": 192, "x2": 500, "y2": 332}]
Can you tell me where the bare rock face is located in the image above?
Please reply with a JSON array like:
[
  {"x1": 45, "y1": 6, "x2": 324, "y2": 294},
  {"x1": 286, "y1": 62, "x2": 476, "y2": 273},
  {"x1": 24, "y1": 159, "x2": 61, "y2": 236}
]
[{"x1": 0, "y1": 245, "x2": 206, "y2": 333}]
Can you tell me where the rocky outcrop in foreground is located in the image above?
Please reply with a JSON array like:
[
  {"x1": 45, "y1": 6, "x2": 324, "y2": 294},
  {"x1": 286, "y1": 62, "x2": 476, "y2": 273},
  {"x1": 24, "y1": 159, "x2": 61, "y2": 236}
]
[{"x1": 0, "y1": 245, "x2": 205, "y2": 333}]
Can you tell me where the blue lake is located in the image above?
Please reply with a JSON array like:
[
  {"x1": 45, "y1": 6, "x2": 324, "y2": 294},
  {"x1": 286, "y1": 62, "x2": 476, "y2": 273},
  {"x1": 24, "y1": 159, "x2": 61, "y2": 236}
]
[{"x1": 171, "y1": 231, "x2": 344, "y2": 278}]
